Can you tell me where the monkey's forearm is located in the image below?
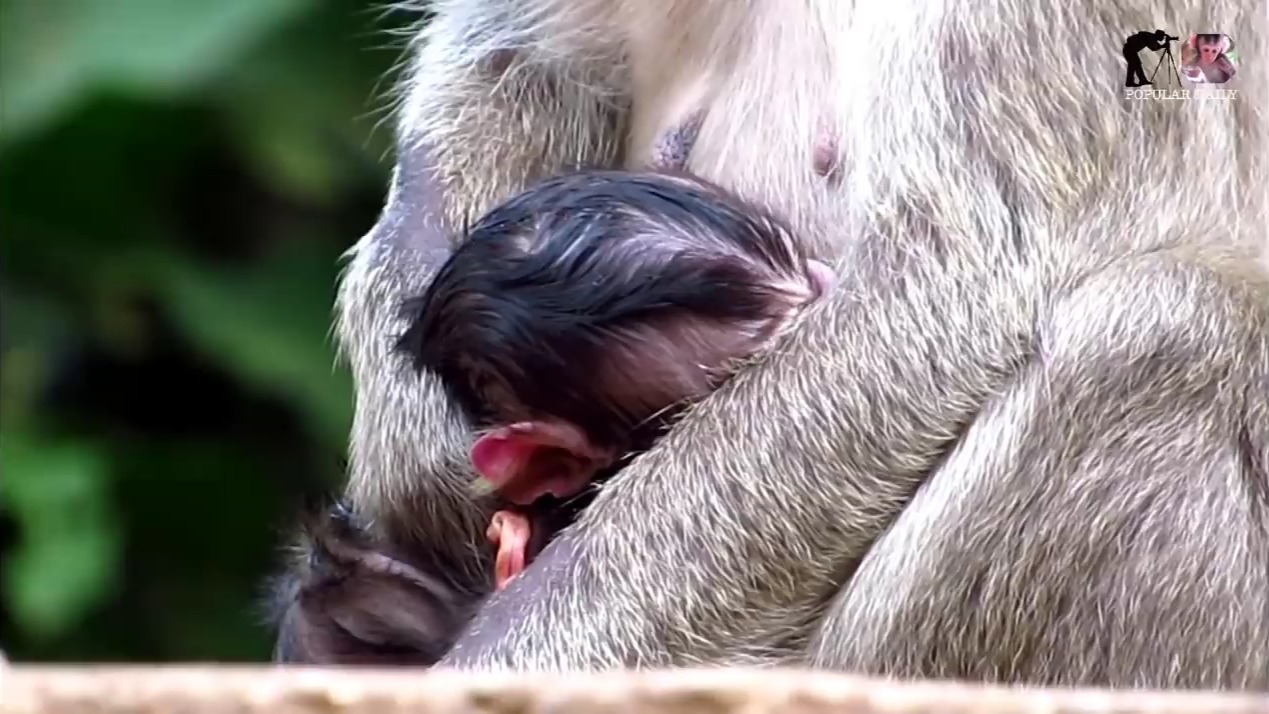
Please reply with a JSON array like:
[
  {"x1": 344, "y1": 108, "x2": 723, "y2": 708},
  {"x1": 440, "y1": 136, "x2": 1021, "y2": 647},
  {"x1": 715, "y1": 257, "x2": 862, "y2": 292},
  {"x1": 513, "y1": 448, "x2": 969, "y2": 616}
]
[
  {"x1": 335, "y1": 138, "x2": 489, "y2": 548},
  {"x1": 440, "y1": 236, "x2": 1048, "y2": 669},
  {"x1": 444, "y1": 234, "x2": 1267, "y2": 671},
  {"x1": 278, "y1": 0, "x2": 638, "y2": 659},
  {"x1": 336, "y1": 0, "x2": 631, "y2": 542}
]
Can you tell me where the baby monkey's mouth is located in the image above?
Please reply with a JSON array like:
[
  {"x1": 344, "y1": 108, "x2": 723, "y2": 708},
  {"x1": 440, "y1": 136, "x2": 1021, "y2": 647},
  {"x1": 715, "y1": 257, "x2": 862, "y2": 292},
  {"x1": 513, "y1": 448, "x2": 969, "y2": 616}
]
[{"x1": 487, "y1": 491, "x2": 593, "y2": 590}]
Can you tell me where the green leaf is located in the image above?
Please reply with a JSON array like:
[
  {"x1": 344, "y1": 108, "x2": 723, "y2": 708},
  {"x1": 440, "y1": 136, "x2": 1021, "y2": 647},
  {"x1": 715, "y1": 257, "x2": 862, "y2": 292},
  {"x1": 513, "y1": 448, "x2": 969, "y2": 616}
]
[
  {"x1": 0, "y1": 431, "x2": 122, "y2": 640},
  {"x1": 0, "y1": 0, "x2": 314, "y2": 144},
  {"x1": 0, "y1": 288, "x2": 72, "y2": 427},
  {"x1": 154, "y1": 246, "x2": 353, "y2": 446},
  {"x1": 211, "y1": 6, "x2": 399, "y2": 201}
]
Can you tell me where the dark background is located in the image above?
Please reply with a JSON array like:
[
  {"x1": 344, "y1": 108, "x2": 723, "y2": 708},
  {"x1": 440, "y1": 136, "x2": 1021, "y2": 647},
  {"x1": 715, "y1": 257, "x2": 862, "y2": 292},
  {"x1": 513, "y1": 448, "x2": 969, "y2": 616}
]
[{"x1": 0, "y1": 0, "x2": 412, "y2": 661}]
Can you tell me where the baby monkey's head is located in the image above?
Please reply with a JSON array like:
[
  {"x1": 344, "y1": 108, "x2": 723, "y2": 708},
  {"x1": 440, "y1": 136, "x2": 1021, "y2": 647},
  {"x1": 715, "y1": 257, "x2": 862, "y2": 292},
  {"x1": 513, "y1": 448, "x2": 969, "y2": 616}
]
[{"x1": 398, "y1": 170, "x2": 833, "y2": 504}]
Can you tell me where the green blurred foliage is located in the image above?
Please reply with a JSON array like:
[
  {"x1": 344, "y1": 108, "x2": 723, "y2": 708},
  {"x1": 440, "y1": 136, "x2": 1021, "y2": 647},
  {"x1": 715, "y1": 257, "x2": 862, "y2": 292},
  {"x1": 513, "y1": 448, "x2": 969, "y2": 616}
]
[{"x1": 0, "y1": 0, "x2": 410, "y2": 661}]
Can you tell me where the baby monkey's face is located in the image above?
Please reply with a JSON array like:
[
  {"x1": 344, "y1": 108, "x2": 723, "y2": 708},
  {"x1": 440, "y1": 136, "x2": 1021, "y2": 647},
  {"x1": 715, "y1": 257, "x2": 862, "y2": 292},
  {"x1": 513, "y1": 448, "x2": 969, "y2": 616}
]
[
  {"x1": 399, "y1": 169, "x2": 837, "y2": 510},
  {"x1": 466, "y1": 236, "x2": 836, "y2": 511}
]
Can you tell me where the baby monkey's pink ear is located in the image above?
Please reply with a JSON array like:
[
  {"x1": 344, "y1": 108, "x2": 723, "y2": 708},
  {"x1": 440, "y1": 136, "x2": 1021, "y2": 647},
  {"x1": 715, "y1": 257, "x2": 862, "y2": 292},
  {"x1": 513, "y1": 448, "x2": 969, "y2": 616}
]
[
  {"x1": 470, "y1": 421, "x2": 614, "y2": 505},
  {"x1": 471, "y1": 430, "x2": 539, "y2": 495}
]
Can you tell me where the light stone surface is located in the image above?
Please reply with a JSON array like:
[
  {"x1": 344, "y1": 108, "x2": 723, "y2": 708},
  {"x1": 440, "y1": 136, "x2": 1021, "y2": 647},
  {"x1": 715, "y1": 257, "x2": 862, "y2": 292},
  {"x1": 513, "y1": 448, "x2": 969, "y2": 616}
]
[{"x1": 2, "y1": 666, "x2": 1267, "y2": 714}]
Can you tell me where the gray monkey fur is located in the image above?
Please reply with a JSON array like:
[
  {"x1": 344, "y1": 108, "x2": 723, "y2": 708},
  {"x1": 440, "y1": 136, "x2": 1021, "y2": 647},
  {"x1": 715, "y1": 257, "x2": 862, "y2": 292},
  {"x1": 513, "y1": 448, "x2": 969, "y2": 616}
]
[{"x1": 328, "y1": 0, "x2": 1269, "y2": 687}]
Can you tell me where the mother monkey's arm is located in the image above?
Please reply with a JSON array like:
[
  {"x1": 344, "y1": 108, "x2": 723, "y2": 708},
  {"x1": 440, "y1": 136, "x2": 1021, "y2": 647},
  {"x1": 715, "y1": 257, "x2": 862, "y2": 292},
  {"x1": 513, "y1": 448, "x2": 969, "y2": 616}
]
[{"x1": 334, "y1": 0, "x2": 630, "y2": 557}]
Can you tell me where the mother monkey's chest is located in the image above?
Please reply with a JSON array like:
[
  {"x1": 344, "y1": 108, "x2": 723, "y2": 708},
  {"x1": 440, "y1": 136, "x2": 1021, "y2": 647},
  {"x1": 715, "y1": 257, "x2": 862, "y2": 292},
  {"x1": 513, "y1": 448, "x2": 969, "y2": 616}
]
[{"x1": 620, "y1": 15, "x2": 845, "y2": 261}]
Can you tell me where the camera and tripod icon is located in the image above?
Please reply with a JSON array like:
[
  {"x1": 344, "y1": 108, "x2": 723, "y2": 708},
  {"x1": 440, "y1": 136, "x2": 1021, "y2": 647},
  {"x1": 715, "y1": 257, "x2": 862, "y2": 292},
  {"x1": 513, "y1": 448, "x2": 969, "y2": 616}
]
[{"x1": 1123, "y1": 30, "x2": 1183, "y2": 88}]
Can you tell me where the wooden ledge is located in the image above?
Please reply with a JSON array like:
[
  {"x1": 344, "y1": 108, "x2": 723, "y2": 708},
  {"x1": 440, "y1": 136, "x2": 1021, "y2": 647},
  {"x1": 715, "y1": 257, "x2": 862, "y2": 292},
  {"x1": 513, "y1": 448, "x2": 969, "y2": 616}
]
[{"x1": 1, "y1": 666, "x2": 1266, "y2": 714}]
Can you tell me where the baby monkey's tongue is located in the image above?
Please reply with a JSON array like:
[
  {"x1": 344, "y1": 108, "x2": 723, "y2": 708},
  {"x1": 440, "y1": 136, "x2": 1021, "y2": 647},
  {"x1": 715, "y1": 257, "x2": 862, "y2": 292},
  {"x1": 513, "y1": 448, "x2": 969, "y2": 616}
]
[
  {"x1": 486, "y1": 510, "x2": 530, "y2": 590},
  {"x1": 487, "y1": 494, "x2": 594, "y2": 590}
]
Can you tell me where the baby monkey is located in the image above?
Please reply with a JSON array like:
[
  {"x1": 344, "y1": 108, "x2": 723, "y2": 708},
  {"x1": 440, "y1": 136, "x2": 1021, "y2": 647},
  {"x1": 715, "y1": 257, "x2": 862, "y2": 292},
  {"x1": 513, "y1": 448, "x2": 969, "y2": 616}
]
[
  {"x1": 397, "y1": 170, "x2": 835, "y2": 588},
  {"x1": 271, "y1": 119, "x2": 840, "y2": 665}
]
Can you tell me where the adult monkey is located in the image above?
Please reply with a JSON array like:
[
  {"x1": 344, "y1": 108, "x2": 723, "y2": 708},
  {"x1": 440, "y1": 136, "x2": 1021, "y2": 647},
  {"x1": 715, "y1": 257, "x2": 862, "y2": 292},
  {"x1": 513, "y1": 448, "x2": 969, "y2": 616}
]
[{"x1": 323, "y1": 0, "x2": 1269, "y2": 685}]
